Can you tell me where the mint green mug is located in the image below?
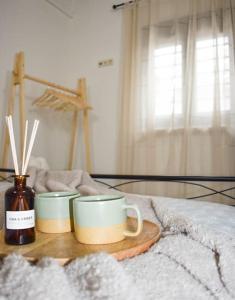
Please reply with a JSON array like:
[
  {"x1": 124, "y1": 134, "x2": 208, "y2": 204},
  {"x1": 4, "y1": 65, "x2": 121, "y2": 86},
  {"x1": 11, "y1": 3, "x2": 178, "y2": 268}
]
[
  {"x1": 73, "y1": 195, "x2": 143, "y2": 244},
  {"x1": 35, "y1": 191, "x2": 79, "y2": 233}
]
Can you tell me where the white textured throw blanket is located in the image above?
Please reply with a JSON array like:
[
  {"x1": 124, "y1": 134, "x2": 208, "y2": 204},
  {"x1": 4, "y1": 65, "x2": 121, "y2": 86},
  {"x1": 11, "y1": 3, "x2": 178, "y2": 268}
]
[{"x1": 0, "y1": 168, "x2": 235, "y2": 300}]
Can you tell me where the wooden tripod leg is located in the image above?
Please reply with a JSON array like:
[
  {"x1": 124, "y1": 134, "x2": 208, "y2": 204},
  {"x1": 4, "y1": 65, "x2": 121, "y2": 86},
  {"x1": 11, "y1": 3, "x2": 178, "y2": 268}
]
[
  {"x1": 82, "y1": 109, "x2": 92, "y2": 173},
  {"x1": 68, "y1": 110, "x2": 79, "y2": 170},
  {"x1": 1, "y1": 74, "x2": 16, "y2": 169},
  {"x1": 79, "y1": 78, "x2": 92, "y2": 173}
]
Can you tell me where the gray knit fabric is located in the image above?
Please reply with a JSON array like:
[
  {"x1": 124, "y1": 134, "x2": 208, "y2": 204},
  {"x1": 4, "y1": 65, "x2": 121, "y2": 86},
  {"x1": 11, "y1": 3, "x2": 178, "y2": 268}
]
[
  {"x1": 0, "y1": 253, "x2": 141, "y2": 300},
  {"x1": 123, "y1": 196, "x2": 235, "y2": 300}
]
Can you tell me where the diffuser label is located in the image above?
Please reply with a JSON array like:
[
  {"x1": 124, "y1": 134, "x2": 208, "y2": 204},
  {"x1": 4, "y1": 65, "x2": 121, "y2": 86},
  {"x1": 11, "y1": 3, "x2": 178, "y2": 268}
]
[{"x1": 6, "y1": 210, "x2": 35, "y2": 229}]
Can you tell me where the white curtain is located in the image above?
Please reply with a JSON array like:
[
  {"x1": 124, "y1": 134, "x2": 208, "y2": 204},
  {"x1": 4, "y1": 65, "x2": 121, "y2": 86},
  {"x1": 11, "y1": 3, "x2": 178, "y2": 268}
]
[{"x1": 120, "y1": 0, "x2": 235, "y2": 203}]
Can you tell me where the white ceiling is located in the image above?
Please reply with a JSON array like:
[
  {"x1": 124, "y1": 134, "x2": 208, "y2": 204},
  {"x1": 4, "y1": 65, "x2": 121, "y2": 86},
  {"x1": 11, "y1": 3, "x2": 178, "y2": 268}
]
[{"x1": 45, "y1": 0, "x2": 78, "y2": 18}]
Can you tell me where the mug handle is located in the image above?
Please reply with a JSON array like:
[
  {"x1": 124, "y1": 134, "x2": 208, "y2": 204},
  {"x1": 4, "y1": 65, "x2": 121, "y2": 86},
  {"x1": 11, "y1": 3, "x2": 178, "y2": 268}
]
[{"x1": 122, "y1": 204, "x2": 143, "y2": 237}]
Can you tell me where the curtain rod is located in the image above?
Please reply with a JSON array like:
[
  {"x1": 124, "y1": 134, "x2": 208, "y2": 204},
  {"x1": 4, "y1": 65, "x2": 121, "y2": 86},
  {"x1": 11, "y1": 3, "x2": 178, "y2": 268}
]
[{"x1": 113, "y1": 1, "x2": 134, "y2": 10}]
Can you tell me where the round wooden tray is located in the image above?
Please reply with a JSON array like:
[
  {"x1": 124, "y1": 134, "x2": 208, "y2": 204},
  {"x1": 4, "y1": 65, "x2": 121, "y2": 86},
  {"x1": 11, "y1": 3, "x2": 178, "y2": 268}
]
[{"x1": 0, "y1": 218, "x2": 161, "y2": 265}]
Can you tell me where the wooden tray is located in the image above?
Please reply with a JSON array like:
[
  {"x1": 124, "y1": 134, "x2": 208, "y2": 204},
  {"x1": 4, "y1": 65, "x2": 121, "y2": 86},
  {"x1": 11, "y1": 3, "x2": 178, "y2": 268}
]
[{"x1": 0, "y1": 218, "x2": 161, "y2": 265}]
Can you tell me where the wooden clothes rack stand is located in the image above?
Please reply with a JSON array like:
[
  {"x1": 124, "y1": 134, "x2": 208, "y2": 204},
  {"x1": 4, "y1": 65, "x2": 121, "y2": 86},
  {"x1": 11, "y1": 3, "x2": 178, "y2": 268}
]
[{"x1": 1, "y1": 51, "x2": 92, "y2": 172}]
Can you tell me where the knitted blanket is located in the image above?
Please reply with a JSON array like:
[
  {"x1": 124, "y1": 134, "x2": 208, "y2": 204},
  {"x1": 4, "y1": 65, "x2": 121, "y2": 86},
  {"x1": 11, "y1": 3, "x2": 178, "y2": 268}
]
[{"x1": 0, "y1": 169, "x2": 234, "y2": 300}]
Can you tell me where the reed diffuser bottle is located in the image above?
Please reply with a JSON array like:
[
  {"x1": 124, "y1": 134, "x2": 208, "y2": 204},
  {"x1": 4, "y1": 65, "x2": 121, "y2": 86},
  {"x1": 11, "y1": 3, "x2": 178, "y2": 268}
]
[
  {"x1": 4, "y1": 115, "x2": 39, "y2": 245},
  {"x1": 5, "y1": 175, "x2": 35, "y2": 245}
]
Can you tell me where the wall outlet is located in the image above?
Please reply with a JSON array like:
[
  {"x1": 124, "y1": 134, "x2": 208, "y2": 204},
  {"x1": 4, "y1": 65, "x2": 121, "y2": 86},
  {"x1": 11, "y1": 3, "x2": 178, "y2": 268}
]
[{"x1": 98, "y1": 59, "x2": 113, "y2": 67}]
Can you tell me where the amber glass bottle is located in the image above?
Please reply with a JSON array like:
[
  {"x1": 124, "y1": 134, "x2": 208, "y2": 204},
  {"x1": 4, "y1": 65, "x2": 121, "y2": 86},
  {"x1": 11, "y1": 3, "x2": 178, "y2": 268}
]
[{"x1": 5, "y1": 175, "x2": 35, "y2": 245}]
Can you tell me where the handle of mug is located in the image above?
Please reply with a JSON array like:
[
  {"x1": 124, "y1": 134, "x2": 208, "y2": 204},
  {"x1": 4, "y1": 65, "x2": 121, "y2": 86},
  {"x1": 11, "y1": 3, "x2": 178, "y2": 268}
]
[{"x1": 122, "y1": 204, "x2": 143, "y2": 237}]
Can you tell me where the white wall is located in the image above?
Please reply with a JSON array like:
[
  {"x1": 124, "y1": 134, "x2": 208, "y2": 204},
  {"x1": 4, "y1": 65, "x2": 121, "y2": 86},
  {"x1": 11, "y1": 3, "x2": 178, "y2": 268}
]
[
  {"x1": 68, "y1": 0, "x2": 123, "y2": 173},
  {"x1": 0, "y1": 0, "x2": 123, "y2": 173}
]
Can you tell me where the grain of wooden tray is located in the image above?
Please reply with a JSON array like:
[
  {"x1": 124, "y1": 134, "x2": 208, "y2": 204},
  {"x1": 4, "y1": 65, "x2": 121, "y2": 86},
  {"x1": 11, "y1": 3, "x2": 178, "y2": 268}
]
[{"x1": 0, "y1": 218, "x2": 161, "y2": 265}]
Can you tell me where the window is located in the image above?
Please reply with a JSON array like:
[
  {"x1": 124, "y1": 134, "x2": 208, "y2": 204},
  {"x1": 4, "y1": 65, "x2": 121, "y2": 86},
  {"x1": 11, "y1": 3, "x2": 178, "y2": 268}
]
[
  {"x1": 154, "y1": 44, "x2": 183, "y2": 116},
  {"x1": 153, "y1": 36, "x2": 230, "y2": 118},
  {"x1": 195, "y1": 37, "x2": 230, "y2": 113}
]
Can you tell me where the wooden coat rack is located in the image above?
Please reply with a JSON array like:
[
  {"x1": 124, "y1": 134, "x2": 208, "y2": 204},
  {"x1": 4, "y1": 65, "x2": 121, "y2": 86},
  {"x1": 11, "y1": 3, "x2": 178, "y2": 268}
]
[{"x1": 1, "y1": 52, "x2": 92, "y2": 172}]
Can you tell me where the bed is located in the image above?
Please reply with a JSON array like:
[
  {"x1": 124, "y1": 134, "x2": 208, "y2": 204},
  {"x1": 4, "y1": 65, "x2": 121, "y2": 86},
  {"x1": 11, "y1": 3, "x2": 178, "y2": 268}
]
[{"x1": 0, "y1": 168, "x2": 234, "y2": 300}]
